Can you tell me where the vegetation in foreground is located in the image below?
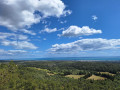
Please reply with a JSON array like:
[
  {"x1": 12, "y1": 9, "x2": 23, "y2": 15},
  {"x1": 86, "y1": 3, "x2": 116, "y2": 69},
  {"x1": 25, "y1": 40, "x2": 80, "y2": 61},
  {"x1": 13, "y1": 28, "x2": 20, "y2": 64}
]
[{"x1": 1, "y1": 60, "x2": 120, "y2": 90}]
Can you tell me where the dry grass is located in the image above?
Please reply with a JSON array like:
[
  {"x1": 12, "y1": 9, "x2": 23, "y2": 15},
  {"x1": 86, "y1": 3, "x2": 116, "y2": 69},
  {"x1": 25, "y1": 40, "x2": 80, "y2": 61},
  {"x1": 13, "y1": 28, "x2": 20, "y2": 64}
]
[
  {"x1": 87, "y1": 75, "x2": 106, "y2": 80},
  {"x1": 65, "y1": 75, "x2": 84, "y2": 79},
  {"x1": 28, "y1": 67, "x2": 55, "y2": 75},
  {"x1": 47, "y1": 73, "x2": 54, "y2": 76},
  {"x1": 99, "y1": 72, "x2": 115, "y2": 76},
  {"x1": 29, "y1": 67, "x2": 49, "y2": 72}
]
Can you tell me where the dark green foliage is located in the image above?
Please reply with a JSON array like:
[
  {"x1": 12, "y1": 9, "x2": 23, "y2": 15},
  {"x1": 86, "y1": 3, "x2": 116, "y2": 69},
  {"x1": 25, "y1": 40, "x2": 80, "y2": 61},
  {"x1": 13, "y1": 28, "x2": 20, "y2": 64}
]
[
  {"x1": 1, "y1": 61, "x2": 120, "y2": 90},
  {"x1": 83, "y1": 73, "x2": 92, "y2": 79},
  {"x1": 21, "y1": 61, "x2": 120, "y2": 74},
  {"x1": 63, "y1": 71, "x2": 72, "y2": 75}
]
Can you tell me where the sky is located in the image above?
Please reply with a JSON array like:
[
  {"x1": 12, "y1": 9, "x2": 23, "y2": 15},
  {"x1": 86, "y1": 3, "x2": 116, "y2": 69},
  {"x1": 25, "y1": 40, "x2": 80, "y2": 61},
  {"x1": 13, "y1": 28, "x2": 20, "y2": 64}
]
[{"x1": 0, "y1": 0, "x2": 120, "y2": 59}]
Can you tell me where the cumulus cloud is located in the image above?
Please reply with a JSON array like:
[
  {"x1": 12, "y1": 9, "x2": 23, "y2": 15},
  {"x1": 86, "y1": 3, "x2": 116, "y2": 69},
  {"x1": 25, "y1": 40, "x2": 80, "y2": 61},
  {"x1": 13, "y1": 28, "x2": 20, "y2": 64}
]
[
  {"x1": 1, "y1": 40, "x2": 38, "y2": 49},
  {"x1": 0, "y1": 32, "x2": 16, "y2": 39},
  {"x1": 49, "y1": 38, "x2": 120, "y2": 53},
  {"x1": 0, "y1": 49, "x2": 9, "y2": 55},
  {"x1": 18, "y1": 35, "x2": 28, "y2": 40},
  {"x1": 59, "y1": 26, "x2": 102, "y2": 37},
  {"x1": 0, "y1": 0, "x2": 71, "y2": 30},
  {"x1": 0, "y1": 32, "x2": 28, "y2": 40},
  {"x1": 0, "y1": 32, "x2": 37, "y2": 50},
  {"x1": 40, "y1": 28, "x2": 57, "y2": 33},
  {"x1": 21, "y1": 29, "x2": 36, "y2": 35}
]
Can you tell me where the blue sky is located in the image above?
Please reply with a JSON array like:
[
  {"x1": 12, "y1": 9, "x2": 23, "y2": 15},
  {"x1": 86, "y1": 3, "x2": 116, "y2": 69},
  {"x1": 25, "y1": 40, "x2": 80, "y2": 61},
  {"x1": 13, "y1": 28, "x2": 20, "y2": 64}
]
[{"x1": 0, "y1": 0, "x2": 120, "y2": 59}]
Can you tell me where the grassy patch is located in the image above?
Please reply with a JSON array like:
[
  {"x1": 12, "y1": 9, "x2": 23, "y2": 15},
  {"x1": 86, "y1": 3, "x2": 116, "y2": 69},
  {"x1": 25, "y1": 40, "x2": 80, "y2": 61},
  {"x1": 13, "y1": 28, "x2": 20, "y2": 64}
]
[
  {"x1": 28, "y1": 67, "x2": 49, "y2": 72},
  {"x1": 87, "y1": 75, "x2": 106, "y2": 80},
  {"x1": 47, "y1": 73, "x2": 55, "y2": 76},
  {"x1": 65, "y1": 75, "x2": 84, "y2": 79},
  {"x1": 99, "y1": 72, "x2": 115, "y2": 76},
  {"x1": 28, "y1": 67, "x2": 55, "y2": 75}
]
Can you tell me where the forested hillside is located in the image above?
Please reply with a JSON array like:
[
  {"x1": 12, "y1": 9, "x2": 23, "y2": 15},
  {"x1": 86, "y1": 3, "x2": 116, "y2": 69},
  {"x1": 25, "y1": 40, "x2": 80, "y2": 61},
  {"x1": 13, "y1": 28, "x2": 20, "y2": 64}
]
[{"x1": 1, "y1": 61, "x2": 120, "y2": 90}]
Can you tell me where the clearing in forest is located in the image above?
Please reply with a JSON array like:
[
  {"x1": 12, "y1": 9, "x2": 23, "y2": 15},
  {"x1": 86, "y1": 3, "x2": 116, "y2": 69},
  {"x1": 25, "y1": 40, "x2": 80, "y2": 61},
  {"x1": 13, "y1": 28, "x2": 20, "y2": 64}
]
[
  {"x1": 28, "y1": 67, "x2": 49, "y2": 72},
  {"x1": 47, "y1": 73, "x2": 55, "y2": 76},
  {"x1": 99, "y1": 72, "x2": 115, "y2": 76},
  {"x1": 65, "y1": 75, "x2": 85, "y2": 79},
  {"x1": 87, "y1": 75, "x2": 106, "y2": 80},
  {"x1": 28, "y1": 67, "x2": 55, "y2": 75}
]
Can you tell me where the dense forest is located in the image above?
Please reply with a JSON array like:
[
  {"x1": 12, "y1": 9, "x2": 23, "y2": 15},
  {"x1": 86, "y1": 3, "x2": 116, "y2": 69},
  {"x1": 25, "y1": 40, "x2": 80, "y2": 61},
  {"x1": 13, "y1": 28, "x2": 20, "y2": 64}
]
[{"x1": 1, "y1": 60, "x2": 120, "y2": 90}]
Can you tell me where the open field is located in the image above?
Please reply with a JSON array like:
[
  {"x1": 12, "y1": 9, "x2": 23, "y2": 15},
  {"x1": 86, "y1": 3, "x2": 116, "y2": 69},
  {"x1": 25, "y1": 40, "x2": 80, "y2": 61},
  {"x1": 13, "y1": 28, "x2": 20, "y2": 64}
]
[
  {"x1": 99, "y1": 72, "x2": 115, "y2": 76},
  {"x1": 87, "y1": 75, "x2": 106, "y2": 80},
  {"x1": 47, "y1": 73, "x2": 55, "y2": 75},
  {"x1": 28, "y1": 67, "x2": 55, "y2": 75},
  {"x1": 65, "y1": 75, "x2": 85, "y2": 79},
  {"x1": 28, "y1": 67, "x2": 49, "y2": 72}
]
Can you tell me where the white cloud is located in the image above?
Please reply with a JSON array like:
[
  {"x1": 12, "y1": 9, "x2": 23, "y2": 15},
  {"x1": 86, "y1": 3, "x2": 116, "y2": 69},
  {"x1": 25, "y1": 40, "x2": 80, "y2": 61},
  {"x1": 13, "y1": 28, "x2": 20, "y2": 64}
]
[
  {"x1": 59, "y1": 26, "x2": 102, "y2": 37},
  {"x1": 0, "y1": 32, "x2": 16, "y2": 39},
  {"x1": 63, "y1": 10, "x2": 72, "y2": 17},
  {"x1": 43, "y1": 38, "x2": 47, "y2": 40},
  {"x1": 0, "y1": 0, "x2": 71, "y2": 30},
  {"x1": 60, "y1": 20, "x2": 67, "y2": 24},
  {"x1": 0, "y1": 49, "x2": 8, "y2": 55},
  {"x1": 18, "y1": 35, "x2": 28, "y2": 40},
  {"x1": 0, "y1": 32, "x2": 28, "y2": 40},
  {"x1": 0, "y1": 49, "x2": 27, "y2": 55},
  {"x1": 21, "y1": 29, "x2": 36, "y2": 35},
  {"x1": 8, "y1": 50, "x2": 27, "y2": 53},
  {"x1": 1, "y1": 40, "x2": 38, "y2": 49},
  {"x1": 92, "y1": 15, "x2": 98, "y2": 21},
  {"x1": 49, "y1": 38, "x2": 120, "y2": 53},
  {"x1": 40, "y1": 28, "x2": 57, "y2": 33},
  {"x1": 0, "y1": 32, "x2": 37, "y2": 50}
]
